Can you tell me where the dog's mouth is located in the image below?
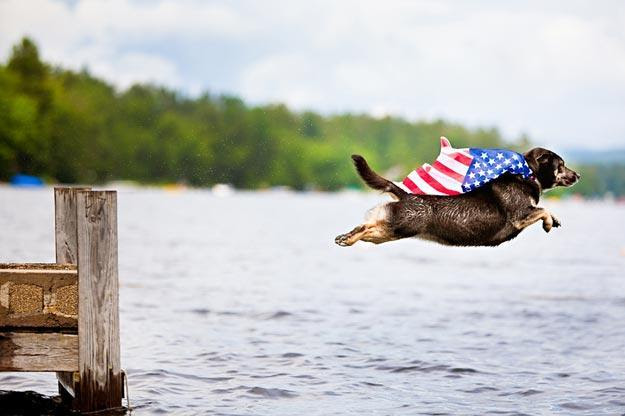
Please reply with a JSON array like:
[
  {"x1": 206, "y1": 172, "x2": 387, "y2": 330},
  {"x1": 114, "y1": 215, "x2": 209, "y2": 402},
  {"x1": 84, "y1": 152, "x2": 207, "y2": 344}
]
[{"x1": 558, "y1": 172, "x2": 580, "y2": 187}]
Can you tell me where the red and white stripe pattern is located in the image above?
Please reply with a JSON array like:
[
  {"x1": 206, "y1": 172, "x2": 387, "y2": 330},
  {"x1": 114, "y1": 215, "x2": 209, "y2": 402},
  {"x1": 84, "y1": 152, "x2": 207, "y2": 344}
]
[{"x1": 396, "y1": 137, "x2": 473, "y2": 196}]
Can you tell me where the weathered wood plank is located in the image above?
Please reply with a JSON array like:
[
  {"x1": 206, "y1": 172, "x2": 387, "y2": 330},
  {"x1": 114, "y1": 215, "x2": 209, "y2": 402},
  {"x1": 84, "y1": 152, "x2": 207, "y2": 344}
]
[
  {"x1": 55, "y1": 187, "x2": 91, "y2": 265},
  {"x1": 0, "y1": 332, "x2": 78, "y2": 372},
  {"x1": 0, "y1": 265, "x2": 78, "y2": 328},
  {"x1": 0, "y1": 265, "x2": 77, "y2": 280},
  {"x1": 54, "y1": 187, "x2": 89, "y2": 398},
  {"x1": 0, "y1": 263, "x2": 76, "y2": 270},
  {"x1": 75, "y1": 190, "x2": 122, "y2": 411}
]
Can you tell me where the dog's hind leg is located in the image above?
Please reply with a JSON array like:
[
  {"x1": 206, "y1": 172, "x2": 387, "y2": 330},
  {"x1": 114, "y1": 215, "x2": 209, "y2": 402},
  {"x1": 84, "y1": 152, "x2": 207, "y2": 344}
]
[
  {"x1": 335, "y1": 224, "x2": 367, "y2": 246},
  {"x1": 336, "y1": 202, "x2": 398, "y2": 246},
  {"x1": 335, "y1": 221, "x2": 397, "y2": 246},
  {"x1": 360, "y1": 221, "x2": 397, "y2": 244}
]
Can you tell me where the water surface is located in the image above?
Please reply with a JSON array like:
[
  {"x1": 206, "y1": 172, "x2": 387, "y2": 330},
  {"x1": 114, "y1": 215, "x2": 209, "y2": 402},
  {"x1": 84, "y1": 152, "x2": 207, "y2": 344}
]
[{"x1": 1, "y1": 187, "x2": 624, "y2": 415}]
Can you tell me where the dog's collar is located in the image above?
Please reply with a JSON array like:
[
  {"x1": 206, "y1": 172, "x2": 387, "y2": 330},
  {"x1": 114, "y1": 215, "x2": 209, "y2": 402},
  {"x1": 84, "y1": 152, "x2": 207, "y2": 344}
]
[{"x1": 527, "y1": 173, "x2": 542, "y2": 192}]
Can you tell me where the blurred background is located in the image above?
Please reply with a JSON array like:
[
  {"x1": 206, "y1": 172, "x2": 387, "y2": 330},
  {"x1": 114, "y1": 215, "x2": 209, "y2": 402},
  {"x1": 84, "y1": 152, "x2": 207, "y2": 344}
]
[
  {"x1": 1, "y1": 1, "x2": 625, "y2": 415},
  {"x1": 0, "y1": 0, "x2": 624, "y2": 195}
]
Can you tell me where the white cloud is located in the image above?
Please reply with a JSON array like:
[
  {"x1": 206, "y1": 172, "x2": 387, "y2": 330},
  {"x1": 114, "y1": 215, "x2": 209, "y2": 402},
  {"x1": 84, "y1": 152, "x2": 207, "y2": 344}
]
[
  {"x1": 239, "y1": 53, "x2": 328, "y2": 109},
  {"x1": 0, "y1": 0, "x2": 248, "y2": 92},
  {"x1": 90, "y1": 52, "x2": 185, "y2": 91},
  {"x1": 1, "y1": 0, "x2": 625, "y2": 148},
  {"x1": 237, "y1": 1, "x2": 625, "y2": 148}
]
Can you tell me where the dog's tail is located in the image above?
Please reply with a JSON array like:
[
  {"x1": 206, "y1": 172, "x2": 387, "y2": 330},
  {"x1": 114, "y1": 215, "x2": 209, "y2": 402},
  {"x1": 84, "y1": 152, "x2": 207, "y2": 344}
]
[{"x1": 351, "y1": 154, "x2": 408, "y2": 199}]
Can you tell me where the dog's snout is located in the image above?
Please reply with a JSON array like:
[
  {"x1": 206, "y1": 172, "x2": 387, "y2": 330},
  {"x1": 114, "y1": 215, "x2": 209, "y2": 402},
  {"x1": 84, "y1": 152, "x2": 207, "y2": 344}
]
[
  {"x1": 558, "y1": 167, "x2": 580, "y2": 187},
  {"x1": 564, "y1": 167, "x2": 580, "y2": 182}
]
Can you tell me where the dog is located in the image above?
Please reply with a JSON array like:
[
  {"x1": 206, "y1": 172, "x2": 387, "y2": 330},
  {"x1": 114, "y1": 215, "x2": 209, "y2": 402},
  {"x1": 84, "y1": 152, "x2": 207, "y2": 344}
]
[{"x1": 335, "y1": 147, "x2": 580, "y2": 247}]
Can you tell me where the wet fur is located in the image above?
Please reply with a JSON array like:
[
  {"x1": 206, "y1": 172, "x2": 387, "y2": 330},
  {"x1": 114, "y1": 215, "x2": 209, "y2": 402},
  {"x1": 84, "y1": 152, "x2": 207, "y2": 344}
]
[{"x1": 336, "y1": 148, "x2": 579, "y2": 247}]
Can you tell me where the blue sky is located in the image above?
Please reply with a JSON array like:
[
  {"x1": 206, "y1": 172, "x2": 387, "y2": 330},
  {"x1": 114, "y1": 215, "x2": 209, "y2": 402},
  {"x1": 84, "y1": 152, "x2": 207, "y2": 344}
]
[{"x1": 1, "y1": 0, "x2": 625, "y2": 150}]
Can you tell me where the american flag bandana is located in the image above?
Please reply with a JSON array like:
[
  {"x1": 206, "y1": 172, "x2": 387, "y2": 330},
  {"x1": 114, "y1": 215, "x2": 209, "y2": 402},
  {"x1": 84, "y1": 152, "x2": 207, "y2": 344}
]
[{"x1": 396, "y1": 137, "x2": 533, "y2": 196}]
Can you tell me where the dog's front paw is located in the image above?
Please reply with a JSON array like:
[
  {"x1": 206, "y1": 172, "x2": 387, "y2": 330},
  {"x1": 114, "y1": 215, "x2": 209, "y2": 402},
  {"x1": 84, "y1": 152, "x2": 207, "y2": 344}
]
[
  {"x1": 551, "y1": 215, "x2": 561, "y2": 228},
  {"x1": 542, "y1": 219, "x2": 553, "y2": 233}
]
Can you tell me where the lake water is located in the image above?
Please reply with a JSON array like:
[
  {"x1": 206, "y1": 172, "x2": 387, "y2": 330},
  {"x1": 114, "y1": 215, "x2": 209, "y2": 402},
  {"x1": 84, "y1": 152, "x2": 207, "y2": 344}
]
[{"x1": 1, "y1": 186, "x2": 624, "y2": 415}]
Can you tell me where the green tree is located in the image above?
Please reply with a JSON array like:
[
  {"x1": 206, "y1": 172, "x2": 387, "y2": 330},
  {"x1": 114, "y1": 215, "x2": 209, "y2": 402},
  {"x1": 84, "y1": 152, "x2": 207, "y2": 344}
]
[{"x1": 1, "y1": 37, "x2": 622, "y2": 197}]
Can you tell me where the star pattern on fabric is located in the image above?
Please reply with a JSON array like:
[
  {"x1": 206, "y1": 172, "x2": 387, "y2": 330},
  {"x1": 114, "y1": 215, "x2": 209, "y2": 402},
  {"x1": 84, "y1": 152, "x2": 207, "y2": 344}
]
[{"x1": 460, "y1": 148, "x2": 532, "y2": 192}]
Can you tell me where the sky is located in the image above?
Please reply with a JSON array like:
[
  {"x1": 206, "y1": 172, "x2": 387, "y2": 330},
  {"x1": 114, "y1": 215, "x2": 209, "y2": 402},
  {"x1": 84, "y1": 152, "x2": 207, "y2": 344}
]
[{"x1": 1, "y1": 0, "x2": 625, "y2": 150}]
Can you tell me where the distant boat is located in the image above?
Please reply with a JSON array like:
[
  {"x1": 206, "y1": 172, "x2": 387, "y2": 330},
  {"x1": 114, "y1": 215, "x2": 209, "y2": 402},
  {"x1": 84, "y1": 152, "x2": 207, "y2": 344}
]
[
  {"x1": 211, "y1": 183, "x2": 235, "y2": 197},
  {"x1": 10, "y1": 174, "x2": 44, "y2": 187}
]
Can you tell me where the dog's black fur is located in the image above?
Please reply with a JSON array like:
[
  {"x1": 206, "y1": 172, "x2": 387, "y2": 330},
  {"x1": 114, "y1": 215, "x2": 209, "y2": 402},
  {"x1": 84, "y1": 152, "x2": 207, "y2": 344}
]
[{"x1": 335, "y1": 147, "x2": 580, "y2": 247}]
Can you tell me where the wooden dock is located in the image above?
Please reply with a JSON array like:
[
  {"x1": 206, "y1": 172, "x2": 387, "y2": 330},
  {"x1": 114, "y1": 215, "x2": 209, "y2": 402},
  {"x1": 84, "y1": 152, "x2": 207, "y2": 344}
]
[{"x1": 0, "y1": 187, "x2": 124, "y2": 413}]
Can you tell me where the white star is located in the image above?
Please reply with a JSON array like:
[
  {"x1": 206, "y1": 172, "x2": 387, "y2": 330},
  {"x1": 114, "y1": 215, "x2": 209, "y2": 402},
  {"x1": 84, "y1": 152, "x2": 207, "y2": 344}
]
[
  {"x1": 517, "y1": 162, "x2": 523, "y2": 168},
  {"x1": 474, "y1": 162, "x2": 481, "y2": 168},
  {"x1": 488, "y1": 159, "x2": 495, "y2": 165},
  {"x1": 496, "y1": 153, "x2": 504, "y2": 160},
  {"x1": 469, "y1": 172, "x2": 476, "y2": 179},
  {"x1": 481, "y1": 152, "x2": 488, "y2": 159},
  {"x1": 512, "y1": 154, "x2": 518, "y2": 160},
  {"x1": 503, "y1": 159, "x2": 511, "y2": 165},
  {"x1": 463, "y1": 183, "x2": 471, "y2": 190},
  {"x1": 478, "y1": 169, "x2": 486, "y2": 176},
  {"x1": 495, "y1": 164, "x2": 502, "y2": 170},
  {"x1": 487, "y1": 169, "x2": 494, "y2": 175},
  {"x1": 474, "y1": 180, "x2": 480, "y2": 186}
]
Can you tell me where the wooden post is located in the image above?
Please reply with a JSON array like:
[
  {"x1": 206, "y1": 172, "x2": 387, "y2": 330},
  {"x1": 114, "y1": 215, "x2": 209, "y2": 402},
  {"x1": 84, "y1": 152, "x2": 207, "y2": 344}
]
[
  {"x1": 74, "y1": 190, "x2": 122, "y2": 412},
  {"x1": 54, "y1": 187, "x2": 89, "y2": 400},
  {"x1": 54, "y1": 187, "x2": 122, "y2": 412},
  {"x1": 55, "y1": 187, "x2": 90, "y2": 265}
]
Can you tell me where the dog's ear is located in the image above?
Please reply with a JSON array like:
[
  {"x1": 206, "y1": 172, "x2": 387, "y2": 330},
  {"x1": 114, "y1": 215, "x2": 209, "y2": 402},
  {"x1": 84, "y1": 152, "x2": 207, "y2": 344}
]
[{"x1": 524, "y1": 148, "x2": 551, "y2": 173}]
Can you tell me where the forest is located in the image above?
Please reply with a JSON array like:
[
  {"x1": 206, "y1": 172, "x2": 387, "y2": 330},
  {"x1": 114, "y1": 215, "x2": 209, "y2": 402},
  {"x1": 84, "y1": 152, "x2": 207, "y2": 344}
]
[{"x1": 1, "y1": 38, "x2": 623, "y2": 196}]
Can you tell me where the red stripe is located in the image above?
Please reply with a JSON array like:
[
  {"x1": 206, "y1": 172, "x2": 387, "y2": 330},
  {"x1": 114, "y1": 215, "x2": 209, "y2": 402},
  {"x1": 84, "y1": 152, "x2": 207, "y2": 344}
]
[
  {"x1": 402, "y1": 177, "x2": 424, "y2": 194},
  {"x1": 432, "y1": 161, "x2": 464, "y2": 183},
  {"x1": 449, "y1": 151, "x2": 473, "y2": 166},
  {"x1": 417, "y1": 169, "x2": 461, "y2": 195}
]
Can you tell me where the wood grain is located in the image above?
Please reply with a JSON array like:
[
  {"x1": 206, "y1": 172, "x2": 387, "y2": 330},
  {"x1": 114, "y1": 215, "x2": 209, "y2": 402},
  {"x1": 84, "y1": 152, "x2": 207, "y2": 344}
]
[
  {"x1": 75, "y1": 190, "x2": 122, "y2": 411},
  {"x1": 54, "y1": 188, "x2": 89, "y2": 396},
  {"x1": 55, "y1": 187, "x2": 91, "y2": 265},
  {"x1": 0, "y1": 332, "x2": 78, "y2": 372},
  {"x1": 0, "y1": 263, "x2": 76, "y2": 270},
  {"x1": 0, "y1": 265, "x2": 77, "y2": 281}
]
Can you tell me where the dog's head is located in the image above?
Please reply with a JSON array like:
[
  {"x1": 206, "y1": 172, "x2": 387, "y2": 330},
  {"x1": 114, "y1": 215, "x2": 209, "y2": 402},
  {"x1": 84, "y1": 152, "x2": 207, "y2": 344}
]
[{"x1": 524, "y1": 147, "x2": 580, "y2": 190}]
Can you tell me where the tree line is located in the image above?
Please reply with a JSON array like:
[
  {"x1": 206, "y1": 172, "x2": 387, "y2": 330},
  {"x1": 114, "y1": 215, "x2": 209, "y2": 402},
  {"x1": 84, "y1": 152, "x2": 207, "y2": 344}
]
[{"x1": 1, "y1": 38, "x2": 623, "y2": 196}]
